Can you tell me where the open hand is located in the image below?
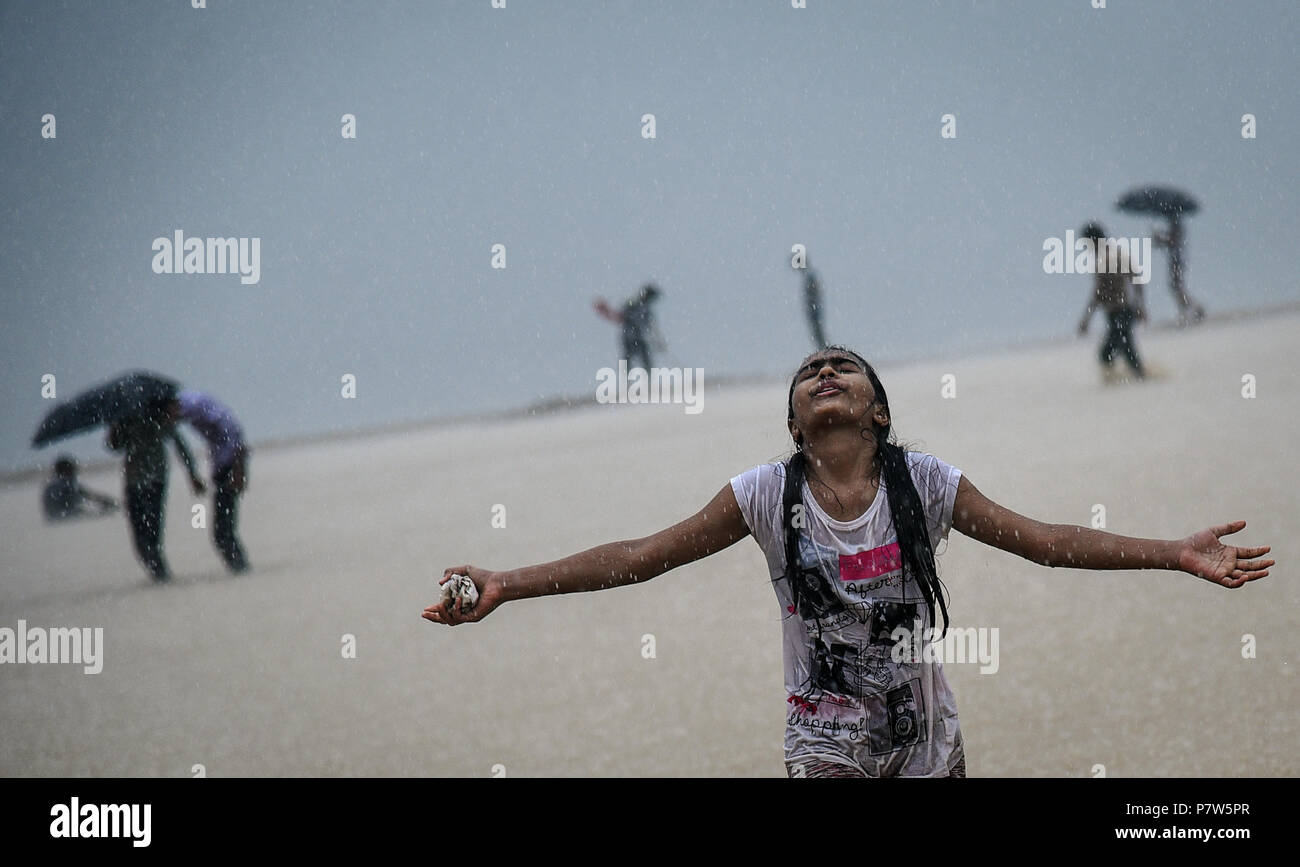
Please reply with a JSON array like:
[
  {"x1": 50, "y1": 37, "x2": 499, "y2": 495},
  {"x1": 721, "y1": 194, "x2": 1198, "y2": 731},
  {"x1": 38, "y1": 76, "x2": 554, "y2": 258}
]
[
  {"x1": 1178, "y1": 521, "x2": 1273, "y2": 588},
  {"x1": 422, "y1": 565, "x2": 504, "y2": 625}
]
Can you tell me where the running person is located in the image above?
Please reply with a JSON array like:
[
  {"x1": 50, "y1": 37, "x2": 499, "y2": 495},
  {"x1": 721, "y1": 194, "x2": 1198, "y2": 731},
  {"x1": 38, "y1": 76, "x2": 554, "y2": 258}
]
[{"x1": 423, "y1": 347, "x2": 1273, "y2": 777}]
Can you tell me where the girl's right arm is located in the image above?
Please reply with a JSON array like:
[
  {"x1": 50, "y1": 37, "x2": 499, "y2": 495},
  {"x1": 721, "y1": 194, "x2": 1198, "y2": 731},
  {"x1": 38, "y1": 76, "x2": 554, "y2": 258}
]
[{"x1": 423, "y1": 482, "x2": 751, "y2": 626}]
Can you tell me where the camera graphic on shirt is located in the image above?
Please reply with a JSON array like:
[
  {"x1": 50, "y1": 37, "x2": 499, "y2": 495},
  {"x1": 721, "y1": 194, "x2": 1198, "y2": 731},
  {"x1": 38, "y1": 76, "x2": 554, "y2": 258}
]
[
  {"x1": 891, "y1": 695, "x2": 916, "y2": 740},
  {"x1": 868, "y1": 679, "x2": 926, "y2": 756}
]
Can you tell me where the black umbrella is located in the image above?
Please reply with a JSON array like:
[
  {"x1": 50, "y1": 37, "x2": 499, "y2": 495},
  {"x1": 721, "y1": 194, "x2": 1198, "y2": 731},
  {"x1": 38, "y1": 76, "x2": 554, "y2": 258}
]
[
  {"x1": 32, "y1": 371, "x2": 180, "y2": 448},
  {"x1": 1116, "y1": 185, "x2": 1199, "y2": 218}
]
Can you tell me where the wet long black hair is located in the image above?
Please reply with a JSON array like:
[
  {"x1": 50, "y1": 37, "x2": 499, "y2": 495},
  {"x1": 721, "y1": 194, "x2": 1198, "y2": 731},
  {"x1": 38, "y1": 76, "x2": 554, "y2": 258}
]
[{"x1": 782, "y1": 346, "x2": 950, "y2": 638}]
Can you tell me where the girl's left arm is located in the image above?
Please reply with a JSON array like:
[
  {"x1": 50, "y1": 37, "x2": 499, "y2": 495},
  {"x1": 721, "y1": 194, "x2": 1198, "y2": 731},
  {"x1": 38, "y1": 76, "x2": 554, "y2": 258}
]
[{"x1": 950, "y1": 475, "x2": 1273, "y2": 588}]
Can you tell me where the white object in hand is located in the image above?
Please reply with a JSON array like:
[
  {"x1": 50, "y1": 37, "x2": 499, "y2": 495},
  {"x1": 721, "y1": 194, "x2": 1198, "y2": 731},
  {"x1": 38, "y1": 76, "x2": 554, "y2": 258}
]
[{"x1": 441, "y1": 574, "x2": 479, "y2": 612}]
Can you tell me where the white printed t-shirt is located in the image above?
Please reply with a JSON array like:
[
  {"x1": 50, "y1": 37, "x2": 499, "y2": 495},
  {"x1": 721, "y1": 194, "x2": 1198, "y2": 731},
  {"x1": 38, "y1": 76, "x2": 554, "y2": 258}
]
[{"x1": 730, "y1": 452, "x2": 964, "y2": 777}]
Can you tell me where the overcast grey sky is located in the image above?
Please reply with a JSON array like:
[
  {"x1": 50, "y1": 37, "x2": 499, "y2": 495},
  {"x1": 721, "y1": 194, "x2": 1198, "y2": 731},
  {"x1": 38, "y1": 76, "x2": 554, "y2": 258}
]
[{"x1": 2, "y1": 0, "x2": 1296, "y2": 471}]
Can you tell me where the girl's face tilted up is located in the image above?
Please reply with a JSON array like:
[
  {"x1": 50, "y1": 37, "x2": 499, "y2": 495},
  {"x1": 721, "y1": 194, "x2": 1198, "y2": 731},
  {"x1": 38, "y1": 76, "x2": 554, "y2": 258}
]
[{"x1": 787, "y1": 350, "x2": 889, "y2": 446}]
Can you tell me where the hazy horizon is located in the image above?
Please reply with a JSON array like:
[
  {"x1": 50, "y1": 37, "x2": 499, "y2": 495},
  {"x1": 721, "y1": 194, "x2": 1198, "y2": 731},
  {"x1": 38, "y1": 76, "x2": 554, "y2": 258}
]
[{"x1": 3, "y1": 0, "x2": 1297, "y2": 472}]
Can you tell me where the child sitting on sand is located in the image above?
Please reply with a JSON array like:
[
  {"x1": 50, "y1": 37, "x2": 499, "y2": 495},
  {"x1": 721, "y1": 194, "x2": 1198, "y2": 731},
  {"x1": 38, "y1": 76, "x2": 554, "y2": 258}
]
[{"x1": 42, "y1": 456, "x2": 118, "y2": 521}]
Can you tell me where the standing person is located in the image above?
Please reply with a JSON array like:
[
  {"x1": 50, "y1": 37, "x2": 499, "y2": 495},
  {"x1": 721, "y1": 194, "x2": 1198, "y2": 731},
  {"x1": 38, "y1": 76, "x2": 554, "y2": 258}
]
[
  {"x1": 423, "y1": 347, "x2": 1271, "y2": 777},
  {"x1": 1152, "y1": 218, "x2": 1206, "y2": 326},
  {"x1": 106, "y1": 409, "x2": 204, "y2": 581},
  {"x1": 800, "y1": 263, "x2": 828, "y2": 350},
  {"x1": 167, "y1": 390, "x2": 251, "y2": 573},
  {"x1": 42, "y1": 456, "x2": 118, "y2": 521},
  {"x1": 1077, "y1": 222, "x2": 1148, "y2": 382},
  {"x1": 594, "y1": 284, "x2": 664, "y2": 371}
]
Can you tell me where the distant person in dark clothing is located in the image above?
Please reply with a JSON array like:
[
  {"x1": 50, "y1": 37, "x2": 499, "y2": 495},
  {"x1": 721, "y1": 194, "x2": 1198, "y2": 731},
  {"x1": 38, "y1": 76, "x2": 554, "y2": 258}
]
[
  {"x1": 800, "y1": 265, "x2": 828, "y2": 350},
  {"x1": 1152, "y1": 218, "x2": 1206, "y2": 326},
  {"x1": 43, "y1": 456, "x2": 118, "y2": 521},
  {"x1": 167, "y1": 389, "x2": 250, "y2": 573},
  {"x1": 1077, "y1": 222, "x2": 1147, "y2": 382},
  {"x1": 594, "y1": 284, "x2": 665, "y2": 370},
  {"x1": 106, "y1": 410, "x2": 204, "y2": 581}
]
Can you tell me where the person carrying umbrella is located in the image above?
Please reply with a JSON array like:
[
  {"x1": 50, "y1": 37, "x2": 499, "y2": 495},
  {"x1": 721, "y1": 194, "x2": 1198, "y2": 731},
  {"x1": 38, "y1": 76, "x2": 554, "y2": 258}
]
[
  {"x1": 165, "y1": 390, "x2": 251, "y2": 573},
  {"x1": 1116, "y1": 185, "x2": 1206, "y2": 326},
  {"x1": 31, "y1": 371, "x2": 203, "y2": 581},
  {"x1": 1077, "y1": 222, "x2": 1148, "y2": 383},
  {"x1": 106, "y1": 407, "x2": 204, "y2": 581}
]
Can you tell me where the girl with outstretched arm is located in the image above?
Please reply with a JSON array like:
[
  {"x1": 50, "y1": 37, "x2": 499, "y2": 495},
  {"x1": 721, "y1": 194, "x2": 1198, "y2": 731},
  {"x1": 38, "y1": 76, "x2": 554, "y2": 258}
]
[{"x1": 423, "y1": 347, "x2": 1273, "y2": 777}]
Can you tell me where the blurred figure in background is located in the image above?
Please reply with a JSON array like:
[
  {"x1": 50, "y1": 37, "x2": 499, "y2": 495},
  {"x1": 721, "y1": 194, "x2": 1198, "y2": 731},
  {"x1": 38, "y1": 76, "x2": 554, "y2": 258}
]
[
  {"x1": 800, "y1": 262, "x2": 828, "y2": 350},
  {"x1": 42, "y1": 455, "x2": 118, "y2": 521},
  {"x1": 1152, "y1": 218, "x2": 1206, "y2": 326},
  {"x1": 1116, "y1": 185, "x2": 1205, "y2": 327},
  {"x1": 594, "y1": 283, "x2": 666, "y2": 370},
  {"x1": 167, "y1": 389, "x2": 251, "y2": 574},
  {"x1": 1077, "y1": 221, "x2": 1148, "y2": 383},
  {"x1": 107, "y1": 408, "x2": 204, "y2": 581}
]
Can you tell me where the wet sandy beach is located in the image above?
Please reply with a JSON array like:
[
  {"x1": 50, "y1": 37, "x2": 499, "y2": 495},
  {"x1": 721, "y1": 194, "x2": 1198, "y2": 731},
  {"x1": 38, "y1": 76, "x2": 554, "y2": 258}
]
[{"x1": 2, "y1": 310, "x2": 1295, "y2": 777}]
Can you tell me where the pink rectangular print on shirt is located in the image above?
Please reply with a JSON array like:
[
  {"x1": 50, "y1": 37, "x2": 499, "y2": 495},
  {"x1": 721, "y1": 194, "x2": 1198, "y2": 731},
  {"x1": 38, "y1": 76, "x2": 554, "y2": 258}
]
[{"x1": 839, "y1": 543, "x2": 902, "y2": 582}]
